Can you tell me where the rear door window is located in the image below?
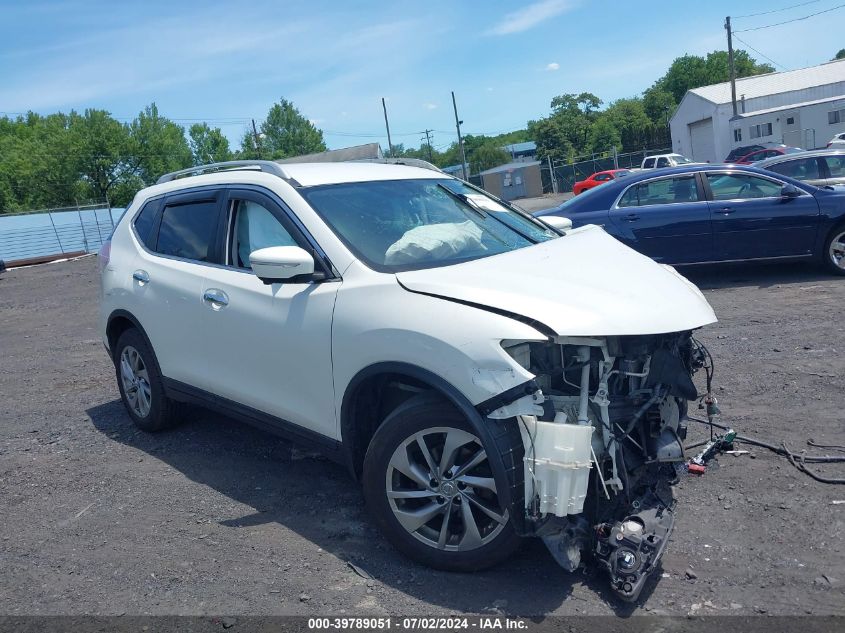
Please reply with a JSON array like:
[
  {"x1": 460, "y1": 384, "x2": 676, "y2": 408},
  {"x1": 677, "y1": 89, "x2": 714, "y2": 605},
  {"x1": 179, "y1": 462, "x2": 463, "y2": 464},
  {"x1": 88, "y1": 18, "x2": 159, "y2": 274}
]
[
  {"x1": 617, "y1": 176, "x2": 700, "y2": 207},
  {"x1": 155, "y1": 199, "x2": 221, "y2": 262}
]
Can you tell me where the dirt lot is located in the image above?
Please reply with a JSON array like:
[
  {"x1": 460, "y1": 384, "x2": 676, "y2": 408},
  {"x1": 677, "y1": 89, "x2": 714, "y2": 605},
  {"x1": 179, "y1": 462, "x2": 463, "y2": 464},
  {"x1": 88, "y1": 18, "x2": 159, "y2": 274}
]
[{"x1": 0, "y1": 255, "x2": 843, "y2": 617}]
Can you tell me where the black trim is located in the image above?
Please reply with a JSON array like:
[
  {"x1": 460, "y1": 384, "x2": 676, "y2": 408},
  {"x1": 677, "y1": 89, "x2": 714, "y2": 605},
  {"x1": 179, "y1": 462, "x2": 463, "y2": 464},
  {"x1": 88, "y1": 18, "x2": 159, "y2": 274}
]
[
  {"x1": 475, "y1": 379, "x2": 540, "y2": 417},
  {"x1": 162, "y1": 377, "x2": 344, "y2": 462},
  {"x1": 341, "y1": 362, "x2": 517, "y2": 519},
  {"x1": 396, "y1": 279, "x2": 557, "y2": 338}
]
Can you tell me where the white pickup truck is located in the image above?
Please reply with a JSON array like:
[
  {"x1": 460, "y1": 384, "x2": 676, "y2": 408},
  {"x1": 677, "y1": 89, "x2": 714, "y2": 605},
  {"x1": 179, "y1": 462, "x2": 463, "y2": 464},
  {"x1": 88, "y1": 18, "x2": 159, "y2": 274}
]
[{"x1": 641, "y1": 153, "x2": 699, "y2": 168}]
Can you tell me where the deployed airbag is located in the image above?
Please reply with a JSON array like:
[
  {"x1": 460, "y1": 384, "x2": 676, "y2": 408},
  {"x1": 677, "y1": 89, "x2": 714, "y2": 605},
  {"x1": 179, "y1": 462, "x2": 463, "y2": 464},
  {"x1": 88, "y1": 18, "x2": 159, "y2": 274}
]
[{"x1": 385, "y1": 221, "x2": 485, "y2": 265}]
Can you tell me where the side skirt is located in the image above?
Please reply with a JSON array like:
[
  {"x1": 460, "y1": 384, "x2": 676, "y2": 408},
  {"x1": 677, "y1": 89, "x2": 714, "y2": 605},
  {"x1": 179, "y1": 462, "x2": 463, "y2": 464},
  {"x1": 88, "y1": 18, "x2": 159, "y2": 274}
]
[{"x1": 162, "y1": 378, "x2": 346, "y2": 464}]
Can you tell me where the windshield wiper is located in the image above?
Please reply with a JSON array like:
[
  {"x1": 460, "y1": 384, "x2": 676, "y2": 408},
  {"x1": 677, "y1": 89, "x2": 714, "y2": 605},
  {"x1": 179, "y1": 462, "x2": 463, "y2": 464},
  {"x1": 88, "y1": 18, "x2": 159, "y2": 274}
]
[{"x1": 437, "y1": 183, "x2": 488, "y2": 218}]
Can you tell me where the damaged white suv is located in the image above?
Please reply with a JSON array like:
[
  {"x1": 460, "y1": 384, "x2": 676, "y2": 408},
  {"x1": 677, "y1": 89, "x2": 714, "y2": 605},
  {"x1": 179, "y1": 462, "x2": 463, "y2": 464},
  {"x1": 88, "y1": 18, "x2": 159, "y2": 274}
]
[{"x1": 99, "y1": 160, "x2": 717, "y2": 601}]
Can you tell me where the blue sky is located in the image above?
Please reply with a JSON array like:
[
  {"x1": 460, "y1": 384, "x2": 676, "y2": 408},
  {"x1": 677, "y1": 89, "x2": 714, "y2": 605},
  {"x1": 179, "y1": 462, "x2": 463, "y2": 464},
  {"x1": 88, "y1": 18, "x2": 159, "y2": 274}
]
[{"x1": 1, "y1": 0, "x2": 842, "y2": 151}]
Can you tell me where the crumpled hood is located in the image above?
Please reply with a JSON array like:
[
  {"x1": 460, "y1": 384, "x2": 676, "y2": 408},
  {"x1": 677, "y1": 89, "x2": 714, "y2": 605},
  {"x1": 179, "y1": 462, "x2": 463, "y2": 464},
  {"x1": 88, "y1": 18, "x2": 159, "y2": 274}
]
[{"x1": 396, "y1": 225, "x2": 717, "y2": 336}]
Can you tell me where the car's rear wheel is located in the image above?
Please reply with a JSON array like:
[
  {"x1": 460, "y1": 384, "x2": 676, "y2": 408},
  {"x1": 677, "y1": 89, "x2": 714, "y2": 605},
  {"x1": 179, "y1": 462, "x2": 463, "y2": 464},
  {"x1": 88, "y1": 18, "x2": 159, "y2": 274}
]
[
  {"x1": 823, "y1": 224, "x2": 845, "y2": 276},
  {"x1": 114, "y1": 329, "x2": 184, "y2": 432},
  {"x1": 362, "y1": 394, "x2": 522, "y2": 571}
]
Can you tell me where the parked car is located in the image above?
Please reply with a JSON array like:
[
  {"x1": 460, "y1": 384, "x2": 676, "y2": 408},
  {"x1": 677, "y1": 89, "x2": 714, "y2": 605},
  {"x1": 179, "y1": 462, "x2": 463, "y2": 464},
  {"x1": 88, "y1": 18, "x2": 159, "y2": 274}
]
[
  {"x1": 827, "y1": 132, "x2": 845, "y2": 148},
  {"x1": 756, "y1": 149, "x2": 845, "y2": 187},
  {"x1": 733, "y1": 145, "x2": 803, "y2": 164},
  {"x1": 641, "y1": 153, "x2": 696, "y2": 168},
  {"x1": 99, "y1": 159, "x2": 718, "y2": 601},
  {"x1": 535, "y1": 164, "x2": 845, "y2": 275},
  {"x1": 572, "y1": 169, "x2": 631, "y2": 195},
  {"x1": 723, "y1": 144, "x2": 766, "y2": 163}
]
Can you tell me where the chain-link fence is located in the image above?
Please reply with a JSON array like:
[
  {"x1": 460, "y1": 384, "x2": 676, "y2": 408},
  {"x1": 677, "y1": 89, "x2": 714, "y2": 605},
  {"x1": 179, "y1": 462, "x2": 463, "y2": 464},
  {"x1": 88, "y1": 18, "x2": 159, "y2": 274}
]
[
  {"x1": 540, "y1": 147, "x2": 672, "y2": 194},
  {"x1": 0, "y1": 203, "x2": 124, "y2": 265}
]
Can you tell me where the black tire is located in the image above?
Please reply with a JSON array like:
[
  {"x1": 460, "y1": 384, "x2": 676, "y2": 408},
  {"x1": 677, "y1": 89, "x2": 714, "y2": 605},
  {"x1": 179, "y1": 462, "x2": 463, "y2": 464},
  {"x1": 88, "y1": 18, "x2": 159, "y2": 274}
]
[
  {"x1": 822, "y1": 223, "x2": 845, "y2": 276},
  {"x1": 362, "y1": 393, "x2": 522, "y2": 571},
  {"x1": 113, "y1": 328, "x2": 184, "y2": 432}
]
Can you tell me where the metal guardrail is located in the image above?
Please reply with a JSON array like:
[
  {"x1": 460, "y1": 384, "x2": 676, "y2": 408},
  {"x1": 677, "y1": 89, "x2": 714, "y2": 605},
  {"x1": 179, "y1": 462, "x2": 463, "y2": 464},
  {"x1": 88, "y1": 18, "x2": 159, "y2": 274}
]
[{"x1": 0, "y1": 207, "x2": 123, "y2": 264}]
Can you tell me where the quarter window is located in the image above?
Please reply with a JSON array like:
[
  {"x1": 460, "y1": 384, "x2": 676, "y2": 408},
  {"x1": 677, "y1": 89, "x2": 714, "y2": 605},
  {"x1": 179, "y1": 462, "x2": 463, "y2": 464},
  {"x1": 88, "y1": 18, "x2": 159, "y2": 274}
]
[
  {"x1": 617, "y1": 176, "x2": 700, "y2": 207},
  {"x1": 133, "y1": 200, "x2": 159, "y2": 249},
  {"x1": 155, "y1": 200, "x2": 220, "y2": 262},
  {"x1": 767, "y1": 158, "x2": 820, "y2": 181},
  {"x1": 706, "y1": 173, "x2": 783, "y2": 200}
]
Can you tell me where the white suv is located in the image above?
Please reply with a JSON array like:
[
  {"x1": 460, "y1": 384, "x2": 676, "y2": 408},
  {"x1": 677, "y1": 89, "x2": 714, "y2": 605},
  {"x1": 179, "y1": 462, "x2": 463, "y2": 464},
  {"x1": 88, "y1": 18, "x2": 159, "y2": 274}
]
[{"x1": 99, "y1": 160, "x2": 717, "y2": 601}]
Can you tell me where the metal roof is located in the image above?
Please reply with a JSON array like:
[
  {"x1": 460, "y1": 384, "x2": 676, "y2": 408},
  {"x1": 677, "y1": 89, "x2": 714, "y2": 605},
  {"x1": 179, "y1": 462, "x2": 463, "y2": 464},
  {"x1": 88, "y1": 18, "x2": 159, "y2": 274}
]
[
  {"x1": 689, "y1": 59, "x2": 845, "y2": 105},
  {"x1": 735, "y1": 94, "x2": 845, "y2": 118},
  {"x1": 479, "y1": 160, "x2": 541, "y2": 176},
  {"x1": 501, "y1": 141, "x2": 537, "y2": 154}
]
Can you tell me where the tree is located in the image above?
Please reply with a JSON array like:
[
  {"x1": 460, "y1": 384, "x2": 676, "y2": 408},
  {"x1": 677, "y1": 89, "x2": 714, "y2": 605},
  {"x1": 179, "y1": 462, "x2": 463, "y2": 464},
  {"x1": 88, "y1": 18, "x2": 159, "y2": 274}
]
[
  {"x1": 599, "y1": 98, "x2": 652, "y2": 151},
  {"x1": 68, "y1": 109, "x2": 137, "y2": 205},
  {"x1": 129, "y1": 103, "x2": 192, "y2": 185},
  {"x1": 249, "y1": 98, "x2": 327, "y2": 159},
  {"x1": 835, "y1": 49, "x2": 845, "y2": 60},
  {"x1": 643, "y1": 88, "x2": 676, "y2": 128},
  {"x1": 529, "y1": 116, "x2": 575, "y2": 162},
  {"x1": 468, "y1": 142, "x2": 510, "y2": 174},
  {"x1": 587, "y1": 119, "x2": 621, "y2": 154},
  {"x1": 649, "y1": 50, "x2": 774, "y2": 104},
  {"x1": 189, "y1": 123, "x2": 232, "y2": 165}
]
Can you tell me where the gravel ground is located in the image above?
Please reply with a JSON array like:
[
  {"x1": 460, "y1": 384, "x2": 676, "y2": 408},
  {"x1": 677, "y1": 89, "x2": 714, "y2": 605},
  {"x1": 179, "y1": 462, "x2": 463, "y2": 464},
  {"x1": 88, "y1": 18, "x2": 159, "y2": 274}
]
[{"x1": 0, "y1": 255, "x2": 843, "y2": 617}]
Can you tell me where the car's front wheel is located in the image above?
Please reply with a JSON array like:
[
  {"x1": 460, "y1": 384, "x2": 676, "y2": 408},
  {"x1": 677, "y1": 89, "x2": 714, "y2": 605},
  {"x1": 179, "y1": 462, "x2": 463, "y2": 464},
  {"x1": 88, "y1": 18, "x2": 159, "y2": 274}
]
[{"x1": 362, "y1": 394, "x2": 522, "y2": 571}]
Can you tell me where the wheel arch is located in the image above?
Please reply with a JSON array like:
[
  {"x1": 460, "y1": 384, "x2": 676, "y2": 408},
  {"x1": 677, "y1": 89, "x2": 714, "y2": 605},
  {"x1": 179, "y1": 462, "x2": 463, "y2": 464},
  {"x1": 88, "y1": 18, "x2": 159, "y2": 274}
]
[
  {"x1": 341, "y1": 361, "x2": 524, "y2": 533},
  {"x1": 106, "y1": 310, "x2": 157, "y2": 367}
]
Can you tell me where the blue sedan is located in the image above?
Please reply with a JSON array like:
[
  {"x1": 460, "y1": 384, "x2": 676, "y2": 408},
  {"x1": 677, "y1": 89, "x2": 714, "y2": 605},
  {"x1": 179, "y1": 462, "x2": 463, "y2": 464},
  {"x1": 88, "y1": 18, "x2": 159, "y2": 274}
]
[{"x1": 535, "y1": 164, "x2": 845, "y2": 275}]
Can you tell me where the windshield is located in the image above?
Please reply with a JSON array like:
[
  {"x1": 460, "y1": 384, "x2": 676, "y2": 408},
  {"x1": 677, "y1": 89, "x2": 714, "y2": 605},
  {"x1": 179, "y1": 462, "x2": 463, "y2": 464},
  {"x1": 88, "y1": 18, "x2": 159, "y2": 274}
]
[
  {"x1": 300, "y1": 178, "x2": 558, "y2": 272},
  {"x1": 671, "y1": 155, "x2": 693, "y2": 164}
]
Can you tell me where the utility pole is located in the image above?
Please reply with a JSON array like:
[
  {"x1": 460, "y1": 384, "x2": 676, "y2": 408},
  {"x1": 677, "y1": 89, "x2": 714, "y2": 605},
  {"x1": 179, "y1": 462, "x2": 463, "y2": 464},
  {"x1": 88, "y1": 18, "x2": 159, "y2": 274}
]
[
  {"x1": 547, "y1": 155, "x2": 558, "y2": 194},
  {"x1": 381, "y1": 98, "x2": 394, "y2": 158},
  {"x1": 251, "y1": 119, "x2": 263, "y2": 159},
  {"x1": 422, "y1": 129, "x2": 434, "y2": 162},
  {"x1": 452, "y1": 91, "x2": 468, "y2": 180},
  {"x1": 725, "y1": 16, "x2": 738, "y2": 118}
]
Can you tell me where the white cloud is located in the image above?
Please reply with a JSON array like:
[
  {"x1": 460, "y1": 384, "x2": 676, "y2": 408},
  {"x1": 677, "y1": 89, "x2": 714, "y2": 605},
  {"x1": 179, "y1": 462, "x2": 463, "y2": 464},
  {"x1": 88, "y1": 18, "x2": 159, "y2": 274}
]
[
  {"x1": 485, "y1": 0, "x2": 575, "y2": 36},
  {"x1": 423, "y1": 102, "x2": 438, "y2": 110},
  {"x1": 546, "y1": 62, "x2": 560, "y2": 71}
]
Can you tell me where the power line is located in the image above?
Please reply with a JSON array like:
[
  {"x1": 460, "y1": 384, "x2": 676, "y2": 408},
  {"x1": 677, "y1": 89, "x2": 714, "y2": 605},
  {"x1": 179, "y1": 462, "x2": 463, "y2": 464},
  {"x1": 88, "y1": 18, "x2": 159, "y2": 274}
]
[
  {"x1": 731, "y1": 33, "x2": 789, "y2": 70},
  {"x1": 734, "y1": 2, "x2": 845, "y2": 31},
  {"x1": 733, "y1": 0, "x2": 821, "y2": 19}
]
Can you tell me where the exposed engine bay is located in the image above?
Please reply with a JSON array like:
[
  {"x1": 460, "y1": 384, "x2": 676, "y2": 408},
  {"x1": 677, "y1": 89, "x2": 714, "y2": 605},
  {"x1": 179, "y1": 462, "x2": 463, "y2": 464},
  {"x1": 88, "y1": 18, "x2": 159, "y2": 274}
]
[{"x1": 499, "y1": 331, "x2": 712, "y2": 601}]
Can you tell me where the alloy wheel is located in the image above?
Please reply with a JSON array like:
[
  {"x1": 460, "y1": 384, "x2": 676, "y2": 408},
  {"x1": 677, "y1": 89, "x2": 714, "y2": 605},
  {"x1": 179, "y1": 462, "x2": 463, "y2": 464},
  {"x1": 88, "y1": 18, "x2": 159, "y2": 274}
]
[
  {"x1": 830, "y1": 230, "x2": 845, "y2": 271},
  {"x1": 119, "y1": 345, "x2": 152, "y2": 418},
  {"x1": 385, "y1": 426, "x2": 508, "y2": 551}
]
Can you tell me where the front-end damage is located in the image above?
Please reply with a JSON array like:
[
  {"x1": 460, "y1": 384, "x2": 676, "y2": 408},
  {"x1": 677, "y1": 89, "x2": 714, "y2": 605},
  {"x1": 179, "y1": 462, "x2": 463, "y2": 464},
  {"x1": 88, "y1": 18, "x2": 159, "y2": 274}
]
[{"x1": 490, "y1": 331, "x2": 711, "y2": 601}]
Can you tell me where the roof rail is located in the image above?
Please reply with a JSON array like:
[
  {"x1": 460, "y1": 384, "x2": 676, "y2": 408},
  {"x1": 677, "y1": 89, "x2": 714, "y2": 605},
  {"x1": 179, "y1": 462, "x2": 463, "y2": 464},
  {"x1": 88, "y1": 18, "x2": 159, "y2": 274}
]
[{"x1": 156, "y1": 160, "x2": 293, "y2": 185}]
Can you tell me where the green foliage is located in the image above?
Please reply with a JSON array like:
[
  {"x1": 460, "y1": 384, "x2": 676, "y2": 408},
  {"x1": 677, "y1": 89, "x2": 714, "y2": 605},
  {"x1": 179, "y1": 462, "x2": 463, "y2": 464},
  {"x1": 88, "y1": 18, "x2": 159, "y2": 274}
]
[
  {"x1": 248, "y1": 98, "x2": 327, "y2": 159},
  {"x1": 0, "y1": 98, "x2": 325, "y2": 213},
  {"x1": 468, "y1": 142, "x2": 510, "y2": 174},
  {"x1": 647, "y1": 50, "x2": 774, "y2": 104},
  {"x1": 189, "y1": 123, "x2": 233, "y2": 165},
  {"x1": 835, "y1": 49, "x2": 845, "y2": 60}
]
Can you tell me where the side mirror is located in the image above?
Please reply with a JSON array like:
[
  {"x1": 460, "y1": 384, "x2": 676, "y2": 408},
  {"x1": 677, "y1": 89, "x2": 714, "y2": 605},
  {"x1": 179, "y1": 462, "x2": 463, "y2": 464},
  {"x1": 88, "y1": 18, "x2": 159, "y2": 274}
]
[
  {"x1": 541, "y1": 215, "x2": 573, "y2": 231},
  {"x1": 250, "y1": 246, "x2": 315, "y2": 283},
  {"x1": 781, "y1": 184, "x2": 801, "y2": 198}
]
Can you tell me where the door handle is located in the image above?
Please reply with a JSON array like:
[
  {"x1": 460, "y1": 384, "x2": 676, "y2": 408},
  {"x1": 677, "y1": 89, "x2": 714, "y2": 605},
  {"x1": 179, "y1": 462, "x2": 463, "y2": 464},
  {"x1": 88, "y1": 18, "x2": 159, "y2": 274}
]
[
  {"x1": 203, "y1": 289, "x2": 229, "y2": 309},
  {"x1": 718, "y1": 208, "x2": 735, "y2": 215},
  {"x1": 132, "y1": 270, "x2": 150, "y2": 285},
  {"x1": 624, "y1": 213, "x2": 640, "y2": 222}
]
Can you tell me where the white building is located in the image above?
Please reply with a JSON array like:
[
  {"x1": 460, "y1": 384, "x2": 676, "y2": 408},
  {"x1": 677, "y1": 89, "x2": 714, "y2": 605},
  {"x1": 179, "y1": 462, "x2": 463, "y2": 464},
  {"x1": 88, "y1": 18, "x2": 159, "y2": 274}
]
[{"x1": 670, "y1": 59, "x2": 845, "y2": 163}]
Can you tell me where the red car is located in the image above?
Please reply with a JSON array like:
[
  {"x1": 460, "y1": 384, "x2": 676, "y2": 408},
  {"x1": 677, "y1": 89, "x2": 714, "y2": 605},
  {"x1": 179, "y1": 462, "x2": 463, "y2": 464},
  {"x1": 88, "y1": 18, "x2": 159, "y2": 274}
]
[
  {"x1": 734, "y1": 146, "x2": 803, "y2": 164},
  {"x1": 572, "y1": 169, "x2": 631, "y2": 195}
]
